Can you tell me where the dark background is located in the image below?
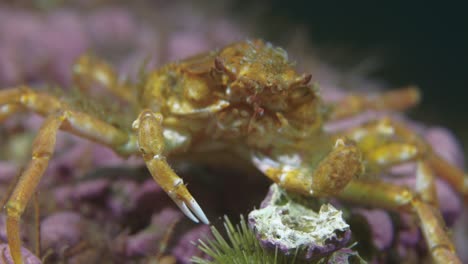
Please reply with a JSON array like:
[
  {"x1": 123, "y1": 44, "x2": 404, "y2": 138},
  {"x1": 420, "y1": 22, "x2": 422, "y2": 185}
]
[{"x1": 232, "y1": 0, "x2": 468, "y2": 160}]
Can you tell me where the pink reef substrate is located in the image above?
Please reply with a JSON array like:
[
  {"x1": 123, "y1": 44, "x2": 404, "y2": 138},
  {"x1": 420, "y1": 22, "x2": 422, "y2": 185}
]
[{"x1": 0, "y1": 1, "x2": 466, "y2": 263}]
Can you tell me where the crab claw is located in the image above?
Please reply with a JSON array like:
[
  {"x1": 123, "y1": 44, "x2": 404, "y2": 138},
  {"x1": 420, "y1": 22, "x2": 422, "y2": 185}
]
[
  {"x1": 168, "y1": 183, "x2": 209, "y2": 224},
  {"x1": 167, "y1": 178, "x2": 210, "y2": 224},
  {"x1": 251, "y1": 137, "x2": 363, "y2": 197},
  {"x1": 135, "y1": 109, "x2": 209, "y2": 225}
]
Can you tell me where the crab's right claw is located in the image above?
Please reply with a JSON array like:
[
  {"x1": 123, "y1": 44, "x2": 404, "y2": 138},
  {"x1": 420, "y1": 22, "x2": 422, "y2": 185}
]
[
  {"x1": 168, "y1": 182, "x2": 210, "y2": 224},
  {"x1": 134, "y1": 109, "x2": 209, "y2": 225}
]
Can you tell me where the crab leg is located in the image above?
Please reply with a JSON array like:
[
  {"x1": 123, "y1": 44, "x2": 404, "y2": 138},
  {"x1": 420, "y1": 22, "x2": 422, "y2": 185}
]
[
  {"x1": 73, "y1": 54, "x2": 136, "y2": 104},
  {"x1": 0, "y1": 88, "x2": 142, "y2": 263},
  {"x1": 382, "y1": 118, "x2": 468, "y2": 202},
  {"x1": 338, "y1": 119, "x2": 463, "y2": 262},
  {"x1": 338, "y1": 179, "x2": 460, "y2": 264},
  {"x1": 328, "y1": 86, "x2": 420, "y2": 120},
  {"x1": 133, "y1": 109, "x2": 209, "y2": 224},
  {"x1": 5, "y1": 111, "x2": 65, "y2": 264},
  {"x1": 0, "y1": 87, "x2": 62, "y2": 116},
  {"x1": 428, "y1": 154, "x2": 468, "y2": 203},
  {"x1": 1, "y1": 88, "x2": 209, "y2": 258},
  {"x1": 0, "y1": 87, "x2": 135, "y2": 155},
  {"x1": 415, "y1": 160, "x2": 438, "y2": 206},
  {"x1": 344, "y1": 117, "x2": 468, "y2": 202}
]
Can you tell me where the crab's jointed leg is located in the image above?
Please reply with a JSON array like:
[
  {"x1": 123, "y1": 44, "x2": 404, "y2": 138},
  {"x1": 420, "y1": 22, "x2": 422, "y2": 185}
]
[
  {"x1": 343, "y1": 118, "x2": 423, "y2": 172},
  {"x1": 1, "y1": 87, "x2": 208, "y2": 262},
  {"x1": 347, "y1": 117, "x2": 468, "y2": 203},
  {"x1": 4, "y1": 108, "x2": 132, "y2": 264},
  {"x1": 73, "y1": 54, "x2": 136, "y2": 104},
  {"x1": 0, "y1": 87, "x2": 133, "y2": 153},
  {"x1": 1, "y1": 87, "x2": 138, "y2": 263},
  {"x1": 429, "y1": 154, "x2": 468, "y2": 203},
  {"x1": 133, "y1": 109, "x2": 209, "y2": 224},
  {"x1": 338, "y1": 118, "x2": 465, "y2": 263},
  {"x1": 328, "y1": 86, "x2": 420, "y2": 120},
  {"x1": 338, "y1": 179, "x2": 460, "y2": 263},
  {"x1": 5, "y1": 112, "x2": 64, "y2": 264},
  {"x1": 415, "y1": 160, "x2": 438, "y2": 207},
  {"x1": 389, "y1": 120, "x2": 468, "y2": 203}
]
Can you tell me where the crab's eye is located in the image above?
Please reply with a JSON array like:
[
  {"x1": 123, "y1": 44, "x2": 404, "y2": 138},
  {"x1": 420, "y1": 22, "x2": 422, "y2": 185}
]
[{"x1": 214, "y1": 57, "x2": 226, "y2": 72}]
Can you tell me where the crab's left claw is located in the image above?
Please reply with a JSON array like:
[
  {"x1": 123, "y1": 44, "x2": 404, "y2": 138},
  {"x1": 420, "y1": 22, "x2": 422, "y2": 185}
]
[
  {"x1": 252, "y1": 138, "x2": 363, "y2": 197},
  {"x1": 134, "y1": 109, "x2": 209, "y2": 224}
]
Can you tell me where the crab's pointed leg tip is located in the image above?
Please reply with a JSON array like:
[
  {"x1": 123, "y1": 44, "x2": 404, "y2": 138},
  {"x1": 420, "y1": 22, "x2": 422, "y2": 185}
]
[
  {"x1": 176, "y1": 200, "x2": 199, "y2": 223},
  {"x1": 189, "y1": 199, "x2": 210, "y2": 224}
]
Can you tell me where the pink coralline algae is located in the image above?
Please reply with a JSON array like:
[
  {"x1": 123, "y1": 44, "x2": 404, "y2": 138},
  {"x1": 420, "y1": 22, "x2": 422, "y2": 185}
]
[
  {"x1": 0, "y1": 9, "x2": 89, "y2": 85},
  {"x1": 122, "y1": 208, "x2": 182, "y2": 257},
  {"x1": 40, "y1": 212, "x2": 83, "y2": 253},
  {"x1": 0, "y1": 3, "x2": 243, "y2": 87},
  {"x1": 171, "y1": 225, "x2": 212, "y2": 263},
  {"x1": 353, "y1": 209, "x2": 393, "y2": 250},
  {"x1": 54, "y1": 178, "x2": 111, "y2": 206}
]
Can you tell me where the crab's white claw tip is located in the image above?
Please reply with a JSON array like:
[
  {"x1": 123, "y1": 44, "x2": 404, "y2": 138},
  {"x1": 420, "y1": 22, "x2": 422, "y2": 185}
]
[
  {"x1": 188, "y1": 199, "x2": 210, "y2": 224},
  {"x1": 171, "y1": 194, "x2": 209, "y2": 224},
  {"x1": 175, "y1": 200, "x2": 199, "y2": 223}
]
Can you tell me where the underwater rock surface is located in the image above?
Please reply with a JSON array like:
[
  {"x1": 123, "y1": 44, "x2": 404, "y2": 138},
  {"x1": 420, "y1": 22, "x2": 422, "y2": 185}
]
[{"x1": 248, "y1": 184, "x2": 351, "y2": 260}]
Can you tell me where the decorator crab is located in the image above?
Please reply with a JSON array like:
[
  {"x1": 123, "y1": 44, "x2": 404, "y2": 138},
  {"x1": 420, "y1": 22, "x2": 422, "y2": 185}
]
[{"x1": 1, "y1": 39, "x2": 466, "y2": 263}]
